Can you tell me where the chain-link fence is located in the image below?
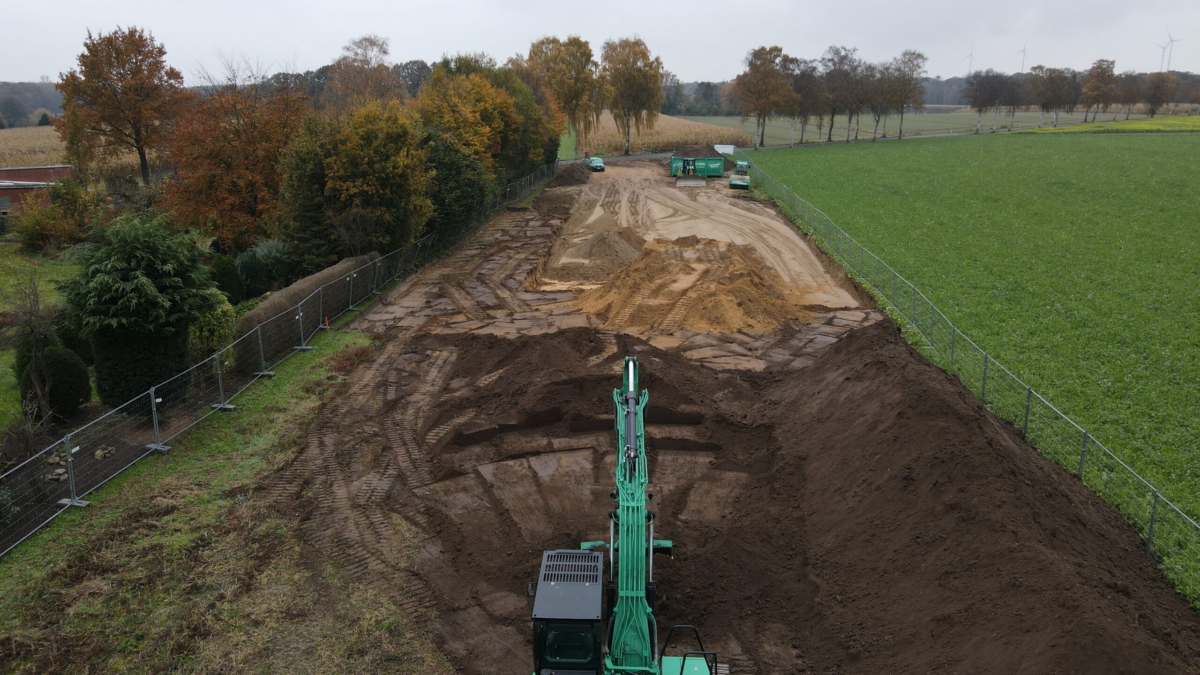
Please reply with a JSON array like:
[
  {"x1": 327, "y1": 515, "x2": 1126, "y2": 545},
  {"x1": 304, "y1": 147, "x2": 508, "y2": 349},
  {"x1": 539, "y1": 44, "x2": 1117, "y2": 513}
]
[
  {"x1": 0, "y1": 160, "x2": 559, "y2": 559},
  {"x1": 732, "y1": 148, "x2": 1200, "y2": 609}
]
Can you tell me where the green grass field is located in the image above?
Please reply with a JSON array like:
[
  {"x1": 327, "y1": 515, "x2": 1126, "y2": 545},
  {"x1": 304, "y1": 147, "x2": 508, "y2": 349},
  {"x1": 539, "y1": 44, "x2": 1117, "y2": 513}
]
[
  {"x1": 1025, "y1": 114, "x2": 1200, "y2": 134},
  {"x1": 684, "y1": 109, "x2": 1122, "y2": 146},
  {"x1": 752, "y1": 133, "x2": 1200, "y2": 519}
]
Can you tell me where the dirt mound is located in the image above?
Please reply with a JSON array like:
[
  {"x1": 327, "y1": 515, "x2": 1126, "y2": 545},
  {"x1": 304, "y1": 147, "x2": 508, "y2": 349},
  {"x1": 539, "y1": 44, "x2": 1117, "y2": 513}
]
[
  {"x1": 674, "y1": 143, "x2": 736, "y2": 170},
  {"x1": 319, "y1": 324, "x2": 1200, "y2": 674},
  {"x1": 676, "y1": 321, "x2": 1200, "y2": 673},
  {"x1": 577, "y1": 236, "x2": 812, "y2": 333},
  {"x1": 545, "y1": 162, "x2": 591, "y2": 189}
]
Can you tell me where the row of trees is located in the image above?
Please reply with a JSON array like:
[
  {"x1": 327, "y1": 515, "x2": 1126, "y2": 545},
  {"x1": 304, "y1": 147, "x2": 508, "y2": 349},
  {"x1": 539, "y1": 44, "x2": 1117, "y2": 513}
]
[
  {"x1": 729, "y1": 45, "x2": 929, "y2": 147},
  {"x1": 9, "y1": 28, "x2": 672, "y2": 417},
  {"x1": 964, "y1": 63, "x2": 1192, "y2": 131}
]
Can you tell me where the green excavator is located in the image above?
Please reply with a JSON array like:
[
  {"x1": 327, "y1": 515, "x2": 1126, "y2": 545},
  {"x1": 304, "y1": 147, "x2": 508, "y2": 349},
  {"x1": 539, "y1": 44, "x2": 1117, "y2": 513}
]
[{"x1": 531, "y1": 357, "x2": 719, "y2": 675}]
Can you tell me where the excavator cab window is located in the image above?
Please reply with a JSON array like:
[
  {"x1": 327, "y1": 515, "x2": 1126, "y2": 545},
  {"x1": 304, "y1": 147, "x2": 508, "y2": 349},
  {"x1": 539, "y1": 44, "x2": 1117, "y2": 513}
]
[
  {"x1": 534, "y1": 619, "x2": 601, "y2": 673},
  {"x1": 545, "y1": 622, "x2": 597, "y2": 662}
]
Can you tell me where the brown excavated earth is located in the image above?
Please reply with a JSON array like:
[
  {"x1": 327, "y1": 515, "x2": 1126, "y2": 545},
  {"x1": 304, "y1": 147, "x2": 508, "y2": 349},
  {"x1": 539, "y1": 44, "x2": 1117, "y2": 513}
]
[
  {"x1": 266, "y1": 162, "x2": 1200, "y2": 674},
  {"x1": 578, "y1": 236, "x2": 814, "y2": 334}
]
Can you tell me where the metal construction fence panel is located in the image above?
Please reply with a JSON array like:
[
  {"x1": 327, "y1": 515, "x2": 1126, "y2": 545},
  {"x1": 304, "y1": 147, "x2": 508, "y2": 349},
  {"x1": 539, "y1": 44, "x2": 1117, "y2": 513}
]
[
  {"x1": 732, "y1": 148, "x2": 1200, "y2": 609},
  {"x1": 0, "y1": 160, "x2": 559, "y2": 560}
]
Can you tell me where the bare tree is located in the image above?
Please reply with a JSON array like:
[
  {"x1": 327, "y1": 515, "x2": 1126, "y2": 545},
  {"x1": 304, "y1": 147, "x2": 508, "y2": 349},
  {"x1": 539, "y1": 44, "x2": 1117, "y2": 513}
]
[
  {"x1": 891, "y1": 50, "x2": 928, "y2": 140},
  {"x1": 821, "y1": 46, "x2": 862, "y2": 143},
  {"x1": 661, "y1": 70, "x2": 686, "y2": 114},
  {"x1": 323, "y1": 35, "x2": 406, "y2": 109}
]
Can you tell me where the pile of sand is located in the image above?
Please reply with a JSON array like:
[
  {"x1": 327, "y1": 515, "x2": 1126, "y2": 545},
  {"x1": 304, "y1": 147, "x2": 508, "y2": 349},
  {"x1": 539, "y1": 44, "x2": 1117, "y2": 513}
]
[{"x1": 578, "y1": 236, "x2": 812, "y2": 333}]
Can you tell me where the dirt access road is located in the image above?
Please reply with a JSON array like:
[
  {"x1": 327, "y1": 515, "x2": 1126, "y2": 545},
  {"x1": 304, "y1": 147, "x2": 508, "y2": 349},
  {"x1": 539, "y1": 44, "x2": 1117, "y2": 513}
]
[{"x1": 262, "y1": 163, "x2": 1200, "y2": 674}]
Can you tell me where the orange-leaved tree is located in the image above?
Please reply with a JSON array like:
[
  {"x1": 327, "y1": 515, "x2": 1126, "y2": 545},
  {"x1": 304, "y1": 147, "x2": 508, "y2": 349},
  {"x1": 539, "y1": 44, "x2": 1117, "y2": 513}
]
[
  {"x1": 1081, "y1": 59, "x2": 1118, "y2": 122},
  {"x1": 165, "y1": 63, "x2": 308, "y2": 251},
  {"x1": 732, "y1": 46, "x2": 796, "y2": 148},
  {"x1": 55, "y1": 27, "x2": 190, "y2": 184}
]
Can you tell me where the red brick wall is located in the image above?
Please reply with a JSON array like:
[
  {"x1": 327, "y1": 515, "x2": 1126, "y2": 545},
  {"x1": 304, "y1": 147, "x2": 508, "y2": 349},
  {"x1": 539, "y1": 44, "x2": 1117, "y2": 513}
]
[
  {"x1": 0, "y1": 165, "x2": 71, "y2": 183},
  {"x1": 0, "y1": 186, "x2": 42, "y2": 213}
]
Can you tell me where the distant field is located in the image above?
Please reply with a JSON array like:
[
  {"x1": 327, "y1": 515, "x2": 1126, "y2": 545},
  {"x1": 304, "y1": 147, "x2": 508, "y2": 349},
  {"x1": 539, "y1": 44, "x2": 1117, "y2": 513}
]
[
  {"x1": 578, "y1": 112, "x2": 751, "y2": 156},
  {"x1": 683, "y1": 109, "x2": 1132, "y2": 146},
  {"x1": 1026, "y1": 115, "x2": 1200, "y2": 134},
  {"x1": 753, "y1": 134, "x2": 1200, "y2": 520},
  {"x1": 0, "y1": 126, "x2": 65, "y2": 168}
]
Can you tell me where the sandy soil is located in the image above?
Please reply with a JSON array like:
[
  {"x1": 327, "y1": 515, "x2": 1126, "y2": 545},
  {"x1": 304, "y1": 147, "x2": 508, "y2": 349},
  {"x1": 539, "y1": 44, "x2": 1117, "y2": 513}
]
[
  {"x1": 262, "y1": 164, "x2": 1200, "y2": 675},
  {"x1": 536, "y1": 163, "x2": 859, "y2": 310}
]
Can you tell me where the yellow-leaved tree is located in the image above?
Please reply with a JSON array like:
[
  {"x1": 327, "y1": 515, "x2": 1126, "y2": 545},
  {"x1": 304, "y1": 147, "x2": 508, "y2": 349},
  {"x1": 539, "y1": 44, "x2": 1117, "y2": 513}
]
[{"x1": 412, "y1": 69, "x2": 520, "y2": 180}]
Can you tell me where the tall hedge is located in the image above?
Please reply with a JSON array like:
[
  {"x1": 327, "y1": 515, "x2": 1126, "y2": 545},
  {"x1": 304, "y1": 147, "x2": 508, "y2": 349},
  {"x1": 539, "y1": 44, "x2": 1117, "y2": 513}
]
[{"x1": 60, "y1": 214, "x2": 223, "y2": 407}]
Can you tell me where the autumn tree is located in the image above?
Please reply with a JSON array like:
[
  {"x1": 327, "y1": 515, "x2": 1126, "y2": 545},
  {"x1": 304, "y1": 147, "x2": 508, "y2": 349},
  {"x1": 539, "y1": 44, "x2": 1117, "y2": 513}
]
[
  {"x1": 413, "y1": 68, "x2": 521, "y2": 179},
  {"x1": 521, "y1": 36, "x2": 607, "y2": 154},
  {"x1": 322, "y1": 35, "x2": 407, "y2": 109},
  {"x1": 964, "y1": 70, "x2": 1011, "y2": 133},
  {"x1": 432, "y1": 54, "x2": 563, "y2": 179},
  {"x1": 781, "y1": 57, "x2": 826, "y2": 145},
  {"x1": 1144, "y1": 72, "x2": 1179, "y2": 117},
  {"x1": 1028, "y1": 66, "x2": 1074, "y2": 126},
  {"x1": 601, "y1": 38, "x2": 664, "y2": 156},
  {"x1": 1081, "y1": 59, "x2": 1118, "y2": 122},
  {"x1": 280, "y1": 101, "x2": 432, "y2": 274},
  {"x1": 731, "y1": 46, "x2": 795, "y2": 148},
  {"x1": 394, "y1": 60, "x2": 432, "y2": 97},
  {"x1": 662, "y1": 70, "x2": 686, "y2": 114},
  {"x1": 1116, "y1": 72, "x2": 1144, "y2": 119},
  {"x1": 165, "y1": 60, "x2": 308, "y2": 251},
  {"x1": 55, "y1": 27, "x2": 190, "y2": 184}
]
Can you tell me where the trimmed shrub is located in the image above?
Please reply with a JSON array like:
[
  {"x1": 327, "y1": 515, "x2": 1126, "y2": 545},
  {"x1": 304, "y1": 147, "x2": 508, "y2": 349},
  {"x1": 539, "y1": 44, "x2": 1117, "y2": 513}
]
[
  {"x1": 211, "y1": 254, "x2": 244, "y2": 304},
  {"x1": 60, "y1": 214, "x2": 222, "y2": 406},
  {"x1": 40, "y1": 345, "x2": 91, "y2": 415},
  {"x1": 55, "y1": 312, "x2": 93, "y2": 367},
  {"x1": 13, "y1": 340, "x2": 91, "y2": 417},
  {"x1": 93, "y1": 328, "x2": 190, "y2": 407},
  {"x1": 189, "y1": 297, "x2": 236, "y2": 362}
]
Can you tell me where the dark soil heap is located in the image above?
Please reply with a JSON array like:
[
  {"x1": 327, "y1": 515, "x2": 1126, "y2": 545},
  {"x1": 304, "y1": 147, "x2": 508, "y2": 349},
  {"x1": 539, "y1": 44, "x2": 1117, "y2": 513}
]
[
  {"x1": 674, "y1": 143, "x2": 736, "y2": 170},
  {"x1": 358, "y1": 324, "x2": 1200, "y2": 674},
  {"x1": 545, "y1": 162, "x2": 591, "y2": 188}
]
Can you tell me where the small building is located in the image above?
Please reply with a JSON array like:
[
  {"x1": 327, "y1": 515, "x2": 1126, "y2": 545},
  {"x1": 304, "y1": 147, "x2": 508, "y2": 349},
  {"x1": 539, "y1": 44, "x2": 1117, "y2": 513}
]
[
  {"x1": 0, "y1": 181, "x2": 50, "y2": 224},
  {"x1": 0, "y1": 165, "x2": 72, "y2": 183},
  {"x1": 0, "y1": 166, "x2": 69, "y2": 225}
]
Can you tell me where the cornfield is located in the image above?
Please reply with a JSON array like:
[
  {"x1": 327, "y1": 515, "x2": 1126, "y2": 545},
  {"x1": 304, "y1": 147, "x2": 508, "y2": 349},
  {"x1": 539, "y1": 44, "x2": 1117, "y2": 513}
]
[
  {"x1": 577, "y1": 112, "x2": 752, "y2": 156},
  {"x1": 0, "y1": 126, "x2": 66, "y2": 168}
]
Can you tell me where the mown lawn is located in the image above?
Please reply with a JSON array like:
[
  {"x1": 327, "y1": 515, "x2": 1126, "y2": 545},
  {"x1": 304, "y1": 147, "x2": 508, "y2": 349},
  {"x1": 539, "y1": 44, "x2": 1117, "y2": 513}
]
[
  {"x1": 0, "y1": 234, "x2": 81, "y2": 428},
  {"x1": 753, "y1": 133, "x2": 1200, "y2": 516}
]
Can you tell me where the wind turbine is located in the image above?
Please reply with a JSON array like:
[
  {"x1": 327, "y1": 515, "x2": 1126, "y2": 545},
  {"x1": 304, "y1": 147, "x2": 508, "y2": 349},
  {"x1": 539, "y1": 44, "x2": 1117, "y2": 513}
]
[
  {"x1": 1157, "y1": 41, "x2": 1169, "y2": 71},
  {"x1": 964, "y1": 45, "x2": 975, "y2": 77},
  {"x1": 1016, "y1": 43, "x2": 1027, "y2": 73},
  {"x1": 1166, "y1": 30, "x2": 1182, "y2": 72}
]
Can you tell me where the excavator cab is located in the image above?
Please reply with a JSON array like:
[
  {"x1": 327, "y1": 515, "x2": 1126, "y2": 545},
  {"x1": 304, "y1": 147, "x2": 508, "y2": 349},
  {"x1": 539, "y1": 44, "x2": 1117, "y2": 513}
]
[{"x1": 532, "y1": 550, "x2": 604, "y2": 675}]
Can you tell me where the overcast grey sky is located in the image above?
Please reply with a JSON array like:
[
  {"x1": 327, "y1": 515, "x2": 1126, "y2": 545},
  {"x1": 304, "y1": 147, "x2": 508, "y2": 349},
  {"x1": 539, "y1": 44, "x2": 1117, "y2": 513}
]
[{"x1": 2, "y1": 0, "x2": 1196, "y2": 84}]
